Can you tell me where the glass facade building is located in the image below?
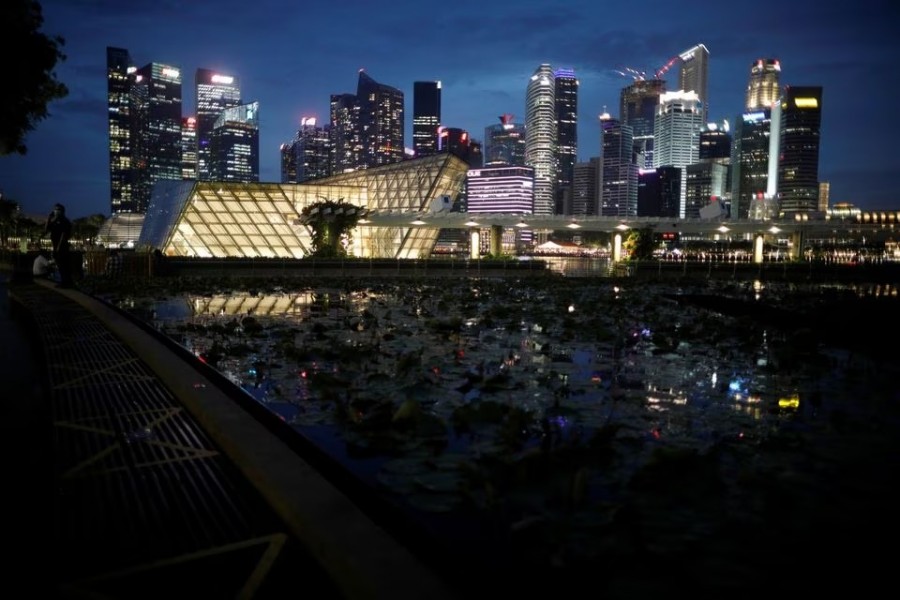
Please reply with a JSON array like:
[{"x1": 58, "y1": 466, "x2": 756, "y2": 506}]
[
  {"x1": 483, "y1": 115, "x2": 526, "y2": 167},
  {"x1": 280, "y1": 117, "x2": 332, "y2": 183},
  {"x1": 620, "y1": 79, "x2": 666, "y2": 169},
  {"x1": 654, "y1": 91, "x2": 703, "y2": 217},
  {"x1": 195, "y1": 68, "x2": 242, "y2": 181},
  {"x1": 777, "y1": 86, "x2": 823, "y2": 216},
  {"x1": 731, "y1": 109, "x2": 773, "y2": 219},
  {"x1": 678, "y1": 43, "x2": 710, "y2": 121},
  {"x1": 525, "y1": 64, "x2": 557, "y2": 217},
  {"x1": 209, "y1": 101, "x2": 260, "y2": 182},
  {"x1": 139, "y1": 153, "x2": 469, "y2": 259},
  {"x1": 106, "y1": 46, "x2": 134, "y2": 214},
  {"x1": 554, "y1": 68, "x2": 578, "y2": 201},
  {"x1": 599, "y1": 114, "x2": 638, "y2": 217},
  {"x1": 181, "y1": 117, "x2": 197, "y2": 179},
  {"x1": 413, "y1": 81, "x2": 441, "y2": 157}
]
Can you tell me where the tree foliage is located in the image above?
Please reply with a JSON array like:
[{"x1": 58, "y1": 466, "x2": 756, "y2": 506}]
[
  {"x1": 1, "y1": 0, "x2": 68, "y2": 155},
  {"x1": 298, "y1": 199, "x2": 364, "y2": 258},
  {"x1": 623, "y1": 226, "x2": 659, "y2": 260}
]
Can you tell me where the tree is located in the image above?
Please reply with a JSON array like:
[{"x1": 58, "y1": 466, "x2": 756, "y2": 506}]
[
  {"x1": 0, "y1": 0, "x2": 68, "y2": 155},
  {"x1": 623, "y1": 226, "x2": 658, "y2": 260},
  {"x1": 297, "y1": 199, "x2": 364, "y2": 258}
]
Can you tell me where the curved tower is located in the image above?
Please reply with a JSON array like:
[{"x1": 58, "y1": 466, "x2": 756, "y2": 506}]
[{"x1": 525, "y1": 64, "x2": 557, "y2": 216}]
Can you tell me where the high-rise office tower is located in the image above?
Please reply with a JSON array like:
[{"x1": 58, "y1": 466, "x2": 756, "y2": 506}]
[
  {"x1": 699, "y1": 121, "x2": 731, "y2": 162},
  {"x1": 599, "y1": 113, "x2": 638, "y2": 218},
  {"x1": 357, "y1": 70, "x2": 404, "y2": 168},
  {"x1": 525, "y1": 64, "x2": 557, "y2": 217},
  {"x1": 554, "y1": 68, "x2": 578, "y2": 212},
  {"x1": 329, "y1": 93, "x2": 360, "y2": 174},
  {"x1": 281, "y1": 117, "x2": 332, "y2": 183},
  {"x1": 181, "y1": 116, "x2": 197, "y2": 179},
  {"x1": 483, "y1": 114, "x2": 526, "y2": 167},
  {"x1": 745, "y1": 59, "x2": 781, "y2": 111},
  {"x1": 413, "y1": 81, "x2": 441, "y2": 157},
  {"x1": 209, "y1": 101, "x2": 259, "y2": 182},
  {"x1": 818, "y1": 181, "x2": 830, "y2": 212},
  {"x1": 438, "y1": 126, "x2": 480, "y2": 166},
  {"x1": 131, "y1": 62, "x2": 182, "y2": 213},
  {"x1": 685, "y1": 161, "x2": 728, "y2": 218},
  {"x1": 654, "y1": 91, "x2": 703, "y2": 217},
  {"x1": 777, "y1": 86, "x2": 823, "y2": 216},
  {"x1": 730, "y1": 109, "x2": 775, "y2": 219},
  {"x1": 678, "y1": 44, "x2": 709, "y2": 121},
  {"x1": 638, "y1": 166, "x2": 681, "y2": 218},
  {"x1": 195, "y1": 68, "x2": 241, "y2": 181},
  {"x1": 620, "y1": 79, "x2": 666, "y2": 169},
  {"x1": 572, "y1": 158, "x2": 601, "y2": 216},
  {"x1": 106, "y1": 46, "x2": 134, "y2": 214}
]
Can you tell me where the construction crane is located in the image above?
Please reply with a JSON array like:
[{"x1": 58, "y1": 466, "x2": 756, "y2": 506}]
[{"x1": 614, "y1": 56, "x2": 681, "y2": 81}]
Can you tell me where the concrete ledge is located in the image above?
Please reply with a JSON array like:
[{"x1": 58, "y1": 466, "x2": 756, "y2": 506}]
[{"x1": 38, "y1": 279, "x2": 459, "y2": 600}]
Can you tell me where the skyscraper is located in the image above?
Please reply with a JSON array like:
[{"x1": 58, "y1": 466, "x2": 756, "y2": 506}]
[
  {"x1": 745, "y1": 59, "x2": 781, "y2": 111},
  {"x1": 281, "y1": 117, "x2": 332, "y2": 183},
  {"x1": 329, "y1": 93, "x2": 360, "y2": 174},
  {"x1": 209, "y1": 101, "x2": 259, "y2": 182},
  {"x1": 599, "y1": 113, "x2": 638, "y2": 218},
  {"x1": 572, "y1": 158, "x2": 601, "y2": 216},
  {"x1": 413, "y1": 81, "x2": 441, "y2": 158},
  {"x1": 777, "y1": 86, "x2": 823, "y2": 216},
  {"x1": 730, "y1": 109, "x2": 775, "y2": 219},
  {"x1": 678, "y1": 44, "x2": 709, "y2": 121},
  {"x1": 106, "y1": 46, "x2": 134, "y2": 214},
  {"x1": 654, "y1": 90, "x2": 703, "y2": 218},
  {"x1": 483, "y1": 114, "x2": 526, "y2": 167},
  {"x1": 525, "y1": 64, "x2": 557, "y2": 217},
  {"x1": 620, "y1": 78, "x2": 666, "y2": 169},
  {"x1": 554, "y1": 68, "x2": 578, "y2": 211},
  {"x1": 181, "y1": 116, "x2": 197, "y2": 179},
  {"x1": 131, "y1": 62, "x2": 182, "y2": 213},
  {"x1": 357, "y1": 70, "x2": 404, "y2": 168},
  {"x1": 195, "y1": 68, "x2": 241, "y2": 181}
]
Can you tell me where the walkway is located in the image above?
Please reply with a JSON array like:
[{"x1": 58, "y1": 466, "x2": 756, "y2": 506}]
[{"x1": 1, "y1": 273, "x2": 458, "y2": 599}]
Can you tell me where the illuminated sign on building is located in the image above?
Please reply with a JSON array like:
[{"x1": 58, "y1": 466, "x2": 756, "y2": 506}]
[
  {"x1": 794, "y1": 97, "x2": 819, "y2": 108},
  {"x1": 162, "y1": 67, "x2": 180, "y2": 79},
  {"x1": 211, "y1": 74, "x2": 234, "y2": 84}
]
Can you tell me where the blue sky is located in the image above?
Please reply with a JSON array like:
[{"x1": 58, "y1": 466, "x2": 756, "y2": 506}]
[{"x1": 1, "y1": 0, "x2": 898, "y2": 218}]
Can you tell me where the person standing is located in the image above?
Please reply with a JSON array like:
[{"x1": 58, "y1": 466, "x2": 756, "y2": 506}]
[{"x1": 45, "y1": 203, "x2": 73, "y2": 287}]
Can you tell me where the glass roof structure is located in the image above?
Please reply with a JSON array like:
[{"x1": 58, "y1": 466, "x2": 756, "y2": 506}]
[
  {"x1": 139, "y1": 153, "x2": 469, "y2": 259},
  {"x1": 97, "y1": 212, "x2": 147, "y2": 248}
]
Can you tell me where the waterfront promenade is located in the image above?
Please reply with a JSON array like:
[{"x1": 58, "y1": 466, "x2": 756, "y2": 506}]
[{"x1": 0, "y1": 270, "x2": 461, "y2": 599}]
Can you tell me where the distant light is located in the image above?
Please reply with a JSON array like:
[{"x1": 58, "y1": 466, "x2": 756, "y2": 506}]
[
  {"x1": 515, "y1": 221, "x2": 529, "y2": 228},
  {"x1": 567, "y1": 222, "x2": 581, "y2": 229},
  {"x1": 162, "y1": 67, "x2": 180, "y2": 79},
  {"x1": 301, "y1": 117, "x2": 317, "y2": 127},
  {"x1": 465, "y1": 220, "x2": 480, "y2": 227},
  {"x1": 211, "y1": 74, "x2": 234, "y2": 84},
  {"x1": 615, "y1": 223, "x2": 629, "y2": 231},
  {"x1": 795, "y1": 97, "x2": 818, "y2": 108},
  {"x1": 410, "y1": 219, "x2": 426, "y2": 225},
  {"x1": 717, "y1": 226, "x2": 730, "y2": 233}
]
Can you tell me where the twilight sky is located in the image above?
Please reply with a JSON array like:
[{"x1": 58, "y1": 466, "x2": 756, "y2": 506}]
[{"x1": 1, "y1": 0, "x2": 898, "y2": 218}]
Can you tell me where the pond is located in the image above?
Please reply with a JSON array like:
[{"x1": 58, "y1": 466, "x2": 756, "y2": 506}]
[{"x1": 88, "y1": 275, "x2": 900, "y2": 597}]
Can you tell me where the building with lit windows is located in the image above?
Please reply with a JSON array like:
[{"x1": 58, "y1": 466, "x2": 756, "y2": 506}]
[
  {"x1": 466, "y1": 166, "x2": 534, "y2": 253},
  {"x1": 280, "y1": 117, "x2": 332, "y2": 183},
  {"x1": 195, "y1": 69, "x2": 241, "y2": 181},
  {"x1": 554, "y1": 68, "x2": 578, "y2": 213},
  {"x1": 483, "y1": 115, "x2": 526, "y2": 167},
  {"x1": 413, "y1": 81, "x2": 441, "y2": 157},
  {"x1": 106, "y1": 46, "x2": 134, "y2": 214},
  {"x1": 131, "y1": 62, "x2": 183, "y2": 214},
  {"x1": 620, "y1": 78, "x2": 665, "y2": 169},
  {"x1": 525, "y1": 64, "x2": 557, "y2": 217},
  {"x1": 181, "y1": 117, "x2": 197, "y2": 179},
  {"x1": 777, "y1": 86, "x2": 823, "y2": 216},
  {"x1": 685, "y1": 161, "x2": 728, "y2": 218},
  {"x1": 678, "y1": 43, "x2": 709, "y2": 121},
  {"x1": 654, "y1": 90, "x2": 703, "y2": 217},
  {"x1": 138, "y1": 153, "x2": 469, "y2": 259},
  {"x1": 638, "y1": 166, "x2": 681, "y2": 218},
  {"x1": 731, "y1": 109, "x2": 775, "y2": 219},
  {"x1": 209, "y1": 101, "x2": 259, "y2": 182},
  {"x1": 572, "y1": 158, "x2": 600, "y2": 216},
  {"x1": 745, "y1": 59, "x2": 781, "y2": 111},
  {"x1": 599, "y1": 113, "x2": 638, "y2": 218}
]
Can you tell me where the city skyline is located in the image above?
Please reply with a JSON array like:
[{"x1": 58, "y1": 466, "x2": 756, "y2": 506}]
[{"x1": 1, "y1": 0, "x2": 898, "y2": 218}]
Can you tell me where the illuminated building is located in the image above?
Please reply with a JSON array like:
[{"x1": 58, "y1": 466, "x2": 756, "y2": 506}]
[
  {"x1": 525, "y1": 64, "x2": 557, "y2": 217},
  {"x1": 685, "y1": 162, "x2": 728, "y2": 218},
  {"x1": 678, "y1": 43, "x2": 709, "y2": 121},
  {"x1": 620, "y1": 79, "x2": 666, "y2": 169},
  {"x1": 745, "y1": 59, "x2": 781, "y2": 111},
  {"x1": 731, "y1": 109, "x2": 774, "y2": 219},
  {"x1": 195, "y1": 68, "x2": 242, "y2": 182},
  {"x1": 280, "y1": 117, "x2": 332, "y2": 183},
  {"x1": 699, "y1": 121, "x2": 731, "y2": 162},
  {"x1": 572, "y1": 158, "x2": 601, "y2": 216},
  {"x1": 654, "y1": 91, "x2": 702, "y2": 217},
  {"x1": 483, "y1": 114, "x2": 526, "y2": 167},
  {"x1": 132, "y1": 62, "x2": 183, "y2": 213},
  {"x1": 413, "y1": 81, "x2": 441, "y2": 157},
  {"x1": 818, "y1": 181, "x2": 830, "y2": 212},
  {"x1": 438, "y1": 127, "x2": 480, "y2": 166},
  {"x1": 209, "y1": 101, "x2": 259, "y2": 182},
  {"x1": 777, "y1": 86, "x2": 823, "y2": 216},
  {"x1": 554, "y1": 68, "x2": 578, "y2": 213},
  {"x1": 466, "y1": 166, "x2": 534, "y2": 253},
  {"x1": 599, "y1": 113, "x2": 638, "y2": 217},
  {"x1": 139, "y1": 153, "x2": 469, "y2": 259},
  {"x1": 181, "y1": 117, "x2": 197, "y2": 179},
  {"x1": 106, "y1": 46, "x2": 135, "y2": 214}
]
